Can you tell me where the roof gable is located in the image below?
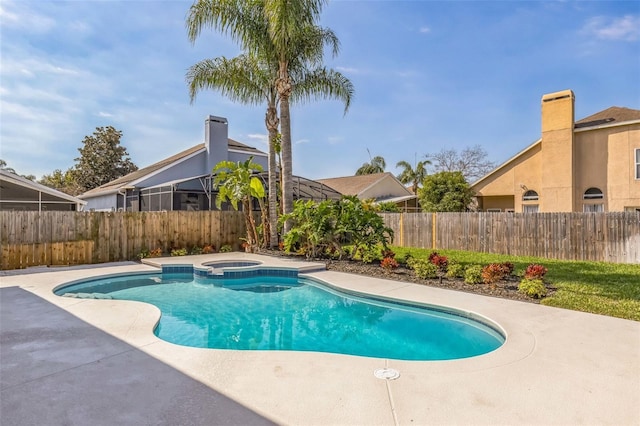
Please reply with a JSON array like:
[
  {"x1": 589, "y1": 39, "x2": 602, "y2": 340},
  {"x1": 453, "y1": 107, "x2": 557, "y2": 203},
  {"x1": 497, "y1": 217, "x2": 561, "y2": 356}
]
[{"x1": 0, "y1": 169, "x2": 86, "y2": 204}]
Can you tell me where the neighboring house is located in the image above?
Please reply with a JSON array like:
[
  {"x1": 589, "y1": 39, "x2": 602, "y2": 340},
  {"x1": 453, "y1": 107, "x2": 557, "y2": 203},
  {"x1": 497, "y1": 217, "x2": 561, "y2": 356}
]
[
  {"x1": 0, "y1": 169, "x2": 86, "y2": 211},
  {"x1": 80, "y1": 115, "x2": 339, "y2": 211},
  {"x1": 472, "y1": 90, "x2": 640, "y2": 213},
  {"x1": 316, "y1": 172, "x2": 418, "y2": 211}
]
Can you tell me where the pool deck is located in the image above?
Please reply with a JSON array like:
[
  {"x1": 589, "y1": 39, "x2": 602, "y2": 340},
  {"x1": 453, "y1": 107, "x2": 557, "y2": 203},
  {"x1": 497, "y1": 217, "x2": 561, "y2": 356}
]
[{"x1": 1, "y1": 253, "x2": 639, "y2": 425}]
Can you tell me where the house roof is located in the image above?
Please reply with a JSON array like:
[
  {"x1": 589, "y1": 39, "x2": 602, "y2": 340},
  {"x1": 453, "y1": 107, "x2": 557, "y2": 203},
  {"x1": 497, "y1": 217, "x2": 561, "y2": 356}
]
[
  {"x1": 81, "y1": 139, "x2": 266, "y2": 198},
  {"x1": 316, "y1": 172, "x2": 395, "y2": 196},
  {"x1": 316, "y1": 172, "x2": 414, "y2": 202},
  {"x1": 0, "y1": 169, "x2": 86, "y2": 205},
  {"x1": 575, "y1": 106, "x2": 640, "y2": 129}
]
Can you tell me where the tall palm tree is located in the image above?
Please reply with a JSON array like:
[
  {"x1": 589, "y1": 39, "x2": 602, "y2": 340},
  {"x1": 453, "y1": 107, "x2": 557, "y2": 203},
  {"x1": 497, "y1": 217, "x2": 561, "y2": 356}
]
[
  {"x1": 356, "y1": 156, "x2": 386, "y2": 175},
  {"x1": 396, "y1": 159, "x2": 431, "y2": 193},
  {"x1": 186, "y1": 0, "x2": 352, "y2": 239},
  {"x1": 186, "y1": 53, "x2": 280, "y2": 249}
]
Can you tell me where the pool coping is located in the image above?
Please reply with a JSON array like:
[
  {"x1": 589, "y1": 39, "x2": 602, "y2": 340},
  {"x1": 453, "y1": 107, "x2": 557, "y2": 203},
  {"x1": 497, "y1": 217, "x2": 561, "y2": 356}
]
[{"x1": 1, "y1": 253, "x2": 639, "y2": 425}]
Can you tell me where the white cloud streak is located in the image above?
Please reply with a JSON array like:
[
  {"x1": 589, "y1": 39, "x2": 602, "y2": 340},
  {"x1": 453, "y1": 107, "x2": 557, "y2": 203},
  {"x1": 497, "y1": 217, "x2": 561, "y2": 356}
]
[{"x1": 583, "y1": 15, "x2": 640, "y2": 41}]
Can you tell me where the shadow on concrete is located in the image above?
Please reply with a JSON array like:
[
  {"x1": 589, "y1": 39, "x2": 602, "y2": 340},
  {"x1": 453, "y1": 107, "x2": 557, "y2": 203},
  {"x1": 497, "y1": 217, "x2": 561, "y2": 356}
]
[{"x1": 0, "y1": 286, "x2": 275, "y2": 426}]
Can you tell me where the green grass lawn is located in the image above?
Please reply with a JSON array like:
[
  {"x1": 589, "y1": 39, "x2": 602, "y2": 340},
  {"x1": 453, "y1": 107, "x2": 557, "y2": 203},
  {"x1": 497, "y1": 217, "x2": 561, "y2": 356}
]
[{"x1": 390, "y1": 246, "x2": 640, "y2": 321}]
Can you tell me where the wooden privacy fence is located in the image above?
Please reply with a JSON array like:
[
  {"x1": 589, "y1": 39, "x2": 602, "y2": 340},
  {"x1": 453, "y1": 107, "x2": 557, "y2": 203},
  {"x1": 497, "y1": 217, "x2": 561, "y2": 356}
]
[
  {"x1": 0, "y1": 211, "x2": 247, "y2": 270},
  {"x1": 380, "y1": 212, "x2": 640, "y2": 264}
]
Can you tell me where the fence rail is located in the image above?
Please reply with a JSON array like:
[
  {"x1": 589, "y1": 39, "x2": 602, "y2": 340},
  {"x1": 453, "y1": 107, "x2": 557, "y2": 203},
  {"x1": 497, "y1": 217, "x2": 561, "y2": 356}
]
[
  {"x1": 380, "y1": 212, "x2": 640, "y2": 264},
  {"x1": 1, "y1": 211, "x2": 247, "y2": 270}
]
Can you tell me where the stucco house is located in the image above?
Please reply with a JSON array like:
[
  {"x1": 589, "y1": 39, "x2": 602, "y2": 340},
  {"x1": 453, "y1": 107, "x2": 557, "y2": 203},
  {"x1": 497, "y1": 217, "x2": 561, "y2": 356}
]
[
  {"x1": 80, "y1": 115, "x2": 339, "y2": 211},
  {"x1": 472, "y1": 90, "x2": 640, "y2": 213},
  {"x1": 316, "y1": 172, "x2": 418, "y2": 211},
  {"x1": 0, "y1": 169, "x2": 86, "y2": 211}
]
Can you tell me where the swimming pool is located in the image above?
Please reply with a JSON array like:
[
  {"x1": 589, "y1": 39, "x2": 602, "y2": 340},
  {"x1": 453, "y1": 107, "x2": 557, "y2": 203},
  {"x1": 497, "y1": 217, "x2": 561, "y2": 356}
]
[{"x1": 55, "y1": 269, "x2": 505, "y2": 360}]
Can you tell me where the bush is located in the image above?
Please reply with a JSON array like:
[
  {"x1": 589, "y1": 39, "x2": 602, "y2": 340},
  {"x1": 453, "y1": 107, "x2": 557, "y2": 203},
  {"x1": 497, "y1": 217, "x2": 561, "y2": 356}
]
[
  {"x1": 149, "y1": 248, "x2": 163, "y2": 258},
  {"x1": 519, "y1": 278, "x2": 547, "y2": 298},
  {"x1": 446, "y1": 262, "x2": 464, "y2": 279},
  {"x1": 202, "y1": 244, "x2": 215, "y2": 254},
  {"x1": 380, "y1": 256, "x2": 399, "y2": 272},
  {"x1": 482, "y1": 263, "x2": 507, "y2": 284},
  {"x1": 525, "y1": 264, "x2": 548, "y2": 279},
  {"x1": 170, "y1": 248, "x2": 188, "y2": 256},
  {"x1": 190, "y1": 246, "x2": 203, "y2": 255},
  {"x1": 413, "y1": 259, "x2": 438, "y2": 279},
  {"x1": 137, "y1": 248, "x2": 150, "y2": 260},
  {"x1": 429, "y1": 252, "x2": 449, "y2": 273},
  {"x1": 464, "y1": 265, "x2": 483, "y2": 284},
  {"x1": 219, "y1": 244, "x2": 232, "y2": 253},
  {"x1": 501, "y1": 262, "x2": 515, "y2": 275}
]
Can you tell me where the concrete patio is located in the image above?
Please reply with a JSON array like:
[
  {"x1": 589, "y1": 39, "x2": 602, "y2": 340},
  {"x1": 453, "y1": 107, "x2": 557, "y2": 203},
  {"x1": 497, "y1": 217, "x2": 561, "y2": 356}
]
[{"x1": 1, "y1": 254, "x2": 639, "y2": 425}]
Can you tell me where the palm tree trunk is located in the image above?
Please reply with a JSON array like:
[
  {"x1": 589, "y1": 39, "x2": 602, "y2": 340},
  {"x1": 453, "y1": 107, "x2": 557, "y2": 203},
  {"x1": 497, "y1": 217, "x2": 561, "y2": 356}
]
[
  {"x1": 266, "y1": 104, "x2": 279, "y2": 248},
  {"x1": 278, "y1": 65, "x2": 293, "y2": 233}
]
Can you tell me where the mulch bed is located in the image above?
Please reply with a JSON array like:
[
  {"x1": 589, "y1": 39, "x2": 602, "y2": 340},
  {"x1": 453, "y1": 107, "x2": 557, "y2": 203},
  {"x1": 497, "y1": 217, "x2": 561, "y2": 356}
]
[{"x1": 257, "y1": 249, "x2": 554, "y2": 304}]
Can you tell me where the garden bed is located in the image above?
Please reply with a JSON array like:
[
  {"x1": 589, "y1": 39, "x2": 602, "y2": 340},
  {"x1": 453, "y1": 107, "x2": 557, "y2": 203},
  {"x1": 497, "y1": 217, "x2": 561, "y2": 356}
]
[{"x1": 258, "y1": 250, "x2": 555, "y2": 304}]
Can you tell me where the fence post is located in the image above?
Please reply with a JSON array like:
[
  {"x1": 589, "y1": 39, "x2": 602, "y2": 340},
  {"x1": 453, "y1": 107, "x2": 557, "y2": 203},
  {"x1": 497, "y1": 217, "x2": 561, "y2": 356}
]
[
  {"x1": 399, "y1": 213, "x2": 404, "y2": 247},
  {"x1": 432, "y1": 212, "x2": 437, "y2": 250}
]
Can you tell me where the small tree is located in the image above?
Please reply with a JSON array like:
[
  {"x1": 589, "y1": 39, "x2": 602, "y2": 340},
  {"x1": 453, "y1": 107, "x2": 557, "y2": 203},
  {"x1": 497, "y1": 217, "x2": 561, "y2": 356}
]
[
  {"x1": 74, "y1": 126, "x2": 138, "y2": 190},
  {"x1": 212, "y1": 157, "x2": 269, "y2": 250},
  {"x1": 418, "y1": 171, "x2": 475, "y2": 212}
]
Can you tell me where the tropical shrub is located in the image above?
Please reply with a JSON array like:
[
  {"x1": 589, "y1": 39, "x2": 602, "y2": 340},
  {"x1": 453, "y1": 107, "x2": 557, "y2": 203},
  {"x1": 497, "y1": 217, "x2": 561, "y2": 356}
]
[
  {"x1": 482, "y1": 263, "x2": 506, "y2": 284},
  {"x1": 202, "y1": 244, "x2": 215, "y2": 254},
  {"x1": 137, "y1": 248, "x2": 150, "y2": 260},
  {"x1": 464, "y1": 265, "x2": 483, "y2": 284},
  {"x1": 219, "y1": 244, "x2": 232, "y2": 253},
  {"x1": 428, "y1": 252, "x2": 449, "y2": 272},
  {"x1": 413, "y1": 259, "x2": 438, "y2": 279},
  {"x1": 446, "y1": 262, "x2": 464, "y2": 279},
  {"x1": 190, "y1": 246, "x2": 203, "y2": 255},
  {"x1": 171, "y1": 248, "x2": 188, "y2": 256},
  {"x1": 149, "y1": 248, "x2": 163, "y2": 257},
  {"x1": 524, "y1": 264, "x2": 548, "y2": 279},
  {"x1": 380, "y1": 256, "x2": 399, "y2": 272},
  {"x1": 280, "y1": 196, "x2": 393, "y2": 260},
  {"x1": 519, "y1": 278, "x2": 547, "y2": 298}
]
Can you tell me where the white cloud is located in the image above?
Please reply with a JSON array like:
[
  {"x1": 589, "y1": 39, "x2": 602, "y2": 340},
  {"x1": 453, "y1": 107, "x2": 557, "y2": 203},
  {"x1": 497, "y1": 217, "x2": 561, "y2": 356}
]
[
  {"x1": 295, "y1": 139, "x2": 310, "y2": 145},
  {"x1": 327, "y1": 136, "x2": 343, "y2": 145},
  {"x1": 583, "y1": 15, "x2": 640, "y2": 41},
  {"x1": 336, "y1": 66, "x2": 362, "y2": 74},
  {"x1": 0, "y1": 1, "x2": 56, "y2": 33},
  {"x1": 246, "y1": 133, "x2": 268, "y2": 145},
  {"x1": 97, "y1": 112, "x2": 113, "y2": 118},
  {"x1": 419, "y1": 26, "x2": 431, "y2": 34}
]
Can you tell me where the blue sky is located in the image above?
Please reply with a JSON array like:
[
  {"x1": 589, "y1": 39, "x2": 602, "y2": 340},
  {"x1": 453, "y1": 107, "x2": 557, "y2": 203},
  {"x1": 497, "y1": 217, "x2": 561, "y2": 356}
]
[{"x1": 1, "y1": 0, "x2": 639, "y2": 182}]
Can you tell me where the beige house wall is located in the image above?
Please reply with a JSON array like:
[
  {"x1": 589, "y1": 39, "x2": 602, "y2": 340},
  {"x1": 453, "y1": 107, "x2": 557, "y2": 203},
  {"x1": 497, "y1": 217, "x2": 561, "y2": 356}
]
[{"x1": 473, "y1": 91, "x2": 640, "y2": 212}]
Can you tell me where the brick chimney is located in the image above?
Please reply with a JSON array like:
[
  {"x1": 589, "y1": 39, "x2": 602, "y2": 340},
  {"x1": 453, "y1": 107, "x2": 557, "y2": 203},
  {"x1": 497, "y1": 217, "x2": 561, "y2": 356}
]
[
  {"x1": 540, "y1": 90, "x2": 575, "y2": 212},
  {"x1": 204, "y1": 115, "x2": 228, "y2": 173}
]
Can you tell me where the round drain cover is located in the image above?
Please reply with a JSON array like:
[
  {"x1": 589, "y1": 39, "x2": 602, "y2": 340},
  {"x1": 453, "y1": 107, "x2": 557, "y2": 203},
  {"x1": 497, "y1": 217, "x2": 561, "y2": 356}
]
[{"x1": 374, "y1": 368, "x2": 400, "y2": 380}]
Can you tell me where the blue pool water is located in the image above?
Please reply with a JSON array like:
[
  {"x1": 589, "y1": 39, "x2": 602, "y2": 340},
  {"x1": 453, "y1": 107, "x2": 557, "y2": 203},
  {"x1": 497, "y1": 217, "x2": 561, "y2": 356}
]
[{"x1": 56, "y1": 272, "x2": 504, "y2": 360}]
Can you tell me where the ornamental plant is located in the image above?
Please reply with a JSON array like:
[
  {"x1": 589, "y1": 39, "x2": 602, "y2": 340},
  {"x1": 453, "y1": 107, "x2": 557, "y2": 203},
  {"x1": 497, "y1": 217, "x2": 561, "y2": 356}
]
[
  {"x1": 482, "y1": 263, "x2": 507, "y2": 285},
  {"x1": 524, "y1": 264, "x2": 548, "y2": 280},
  {"x1": 170, "y1": 248, "x2": 188, "y2": 256},
  {"x1": 413, "y1": 259, "x2": 438, "y2": 279},
  {"x1": 202, "y1": 244, "x2": 215, "y2": 254},
  {"x1": 149, "y1": 248, "x2": 163, "y2": 257},
  {"x1": 464, "y1": 265, "x2": 483, "y2": 285},
  {"x1": 518, "y1": 278, "x2": 547, "y2": 298},
  {"x1": 380, "y1": 256, "x2": 399, "y2": 272},
  {"x1": 445, "y1": 262, "x2": 464, "y2": 279}
]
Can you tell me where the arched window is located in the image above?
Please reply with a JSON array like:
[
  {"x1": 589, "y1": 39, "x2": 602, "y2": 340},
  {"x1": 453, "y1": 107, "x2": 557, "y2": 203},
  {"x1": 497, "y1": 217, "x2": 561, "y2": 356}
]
[
  {"x1": 583, "y1": 188, "x2": 603, "y2": 200},
  {"x1": 523, "y1": 190, "x2": 539, "y2": 201}
]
